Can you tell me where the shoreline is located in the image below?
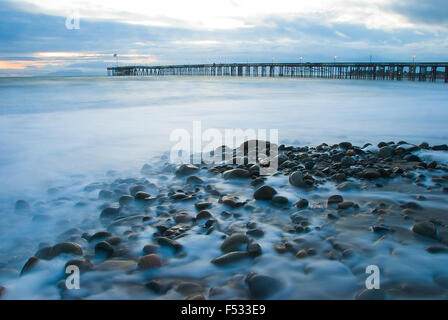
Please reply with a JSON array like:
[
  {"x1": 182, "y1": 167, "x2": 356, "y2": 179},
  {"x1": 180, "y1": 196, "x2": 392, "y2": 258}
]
[{"x1": 1, "y1": 139, "x2": 448, "y2": 299}]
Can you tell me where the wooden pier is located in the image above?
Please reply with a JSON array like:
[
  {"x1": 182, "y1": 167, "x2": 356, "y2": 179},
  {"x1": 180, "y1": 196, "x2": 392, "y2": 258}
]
[{"x1": 107, "y1": 62, "x2": 448, "y2": 82}]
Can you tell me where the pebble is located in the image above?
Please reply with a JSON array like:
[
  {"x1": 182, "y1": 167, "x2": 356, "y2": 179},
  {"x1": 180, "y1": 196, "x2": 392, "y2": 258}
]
[
  {"x1": 377, "y1": 146, "x2": 393, "y2": 158},
  {"x1": 295, "y1": 198, "x2": 309, "y2": 209},
  {"x1": 221, "y1": 233, "x2": 249, "y2": 252},
  {"x1": 246, "y1": 274, "x2": 282, "y2": 299},
  {"x1": 176, "y1": 164, "x2": 200, "y2": 176},
  {"x1": 138, "y1": 254, "x2": 162, "y2": 270},
  {"x1": 289, "y1": 171, "x2": 306, "y2": 188},
  {"x1": 412, "y1": 221, "x2": 438, "y2": 239},
  {"x1": 272, "y1": 195, "x2": 288, "y2": 204},
  {"x1": 211, "y1": 251, "x2": 248, "y2": 266},
  {"x1": 143, "y1": 244, "x2": 159, "y2": 254},
  {"x1": 327, "y1": 195, "x2": 343, "y2": 205},
  {"x1": 253, "y1": 185, "x2": 277, "y2": 200},
  {"x1": 156, "y1": 237, "x2": 183, "y2": 252},
  {"x1": 20, "y1": 257, "x2": 39, "y2": 276},
  {"x1": 95, "y1": 241, "x2": 114, "y2": 258},
  {"x1": 195, "y1": 201, "x2": 212, "y2": 210},
  {"x1": 247, "y1": 243, "x2": 262, "y2": 256},
  {"x1": 222, "y1": 168, "x2": 250, "y2": 179},
  {"x1": 196, "y1": 210, "x2": 213, "y2": 220},
  {"x1": 174, "y1": 212, "x2": 193, "y2": 223}
]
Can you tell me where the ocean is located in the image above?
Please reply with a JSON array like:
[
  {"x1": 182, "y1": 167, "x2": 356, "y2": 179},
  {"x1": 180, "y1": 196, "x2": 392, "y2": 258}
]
[{"x1": 0, "y1": 76, "x2": 448, "y2": 299}]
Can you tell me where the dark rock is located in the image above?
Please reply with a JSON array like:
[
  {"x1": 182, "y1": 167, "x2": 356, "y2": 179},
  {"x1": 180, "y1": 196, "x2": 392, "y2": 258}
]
[
  {"x1": 221, "y1": 195, "x2": 245, "y2": 208},
  {"x1": 211, "y1": 251, "x2": 248, "y2": 266},
  {"x1": 51, "y1": 242, "x2": 83, "y2": 257},
  {"x1": 289, "y1": 171, "x2": 306, "y2": 188},
  {"x1": 20, "y1": 257, "x2": 39, "y2": 276},
  {"x1": 339, "y1": 142, "x2": 352, "y2": 149},
  {"x1": 222, "y1": 168, "x2": 250, "y2": 180},
  {"x1": 196, "y1": 210, "x2": 213, "y2": 220},
  {"x1": 186, "y1": 176, "x2": 203, "y2": 185},
  {"x1": 145, "y1": 279, "x2": 171, "y2": 294},
  {"x1": 426, "y1": 246, "x2": 448, "y2": 254},
  {"x1": 100, "y1": 206, "x2": 120, "y2": 220},
  {"x1": 143, "y1": 244, "x2": 159, "y2": 254},
  {"x1": 254, "y1": 185, "x2": 277, "y2": 200},
  {"x1": 95, "y1": 241, "x2": 114, "y2": 258},
  {"x1": 404, "y1": 154, "x2": 421, "y2": 162},
  {"x1": 89, "y1": 231, "x2": 112, "y2": 242},
  {"x1": 134, "y1": 191, "x2": 151, "y2": 200},
  {"x1": 272, "y1": 195, "x2": 288, "y2": 204},
  {"x1": 221, "y1": 233, "x2": 249, "y2": 252},
  {"x1": 364, "y1": 168, "x2": 381, "y2": 179},
  {"x1": 130, "y1": 185, "x2": 145, "y2": 196},
  {"x1": 412, "y1": 221, "x2": 438, "y2": 239},
  {"x1": 195, "y1": 201, "x2": 212, "y2": 210},
  {"x1": 295, "y1": 198, "x2": 309, "y2": 209},
  {"x1": 156, "y1": 237, "x2": 183, "y2": 252},
  {"x1": 176, "y1": 164, "x2": 200, "y2": 176},
  {"x1": 106, "y1": 236, "x2": 122, "y2": 246},
  {"x1": 246, "y1": 229, "x2": 264, "y2": 237},
  {"x1": 432, "y1": 144, "x2": 448, "y2": 151},
  {"x1": 176, "y1": 282, "x2": 203, "y2": 296},
  {"x1": 336, "y1": 181, "x2": 361, "y2": 191},
  {"x1": 246, "y1": 274, "x2": 282, "y2": 299},
  {"x1": 327, "y1": 195, "x2": 344, "y2": 205},
  {"x1": 138, "y1": 254, "x2": 162, "y2": 270},
  {"x1": 338, "y1": 201, "x2": 357, "y2": 210},
  {"x1": 118, "y1": 195, "x2": 134, "y2": 206},
  {"x1": 250, "y1": 177, "x2": 265, "y2": 187},
  {"x1": 65, "y1": 258, "x2": 93, "y2": 272},
  {"x1": 174, "y1": 212, "x2": 193, "y2": 224},
  {"x1": 377, "y1": 146, "x2": 393, "y2": 158},
  {"x1": 247, "y1": 243, "x2": 262, "y2": 256}
]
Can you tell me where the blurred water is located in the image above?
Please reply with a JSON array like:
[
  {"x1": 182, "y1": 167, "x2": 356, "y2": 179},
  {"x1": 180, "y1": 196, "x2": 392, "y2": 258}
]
[{"x1": 1, "y1": 76, "x2": 448, "y2": 299}]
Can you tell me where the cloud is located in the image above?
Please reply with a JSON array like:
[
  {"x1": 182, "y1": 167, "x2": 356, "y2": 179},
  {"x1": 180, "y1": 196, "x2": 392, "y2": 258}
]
[
  {"x1": 388, "y1": 0, "x2": 448, "y2": 26},
  {"x1": 0, "y1": 0, "x2": 447, "y2": 76}
]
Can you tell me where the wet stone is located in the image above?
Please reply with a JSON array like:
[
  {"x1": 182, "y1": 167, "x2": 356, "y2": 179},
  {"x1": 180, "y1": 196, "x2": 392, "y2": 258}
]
[
  {"x1": 138, "y1": 254, "x2": 162, "y2": 270},
  {"x1": 221, "y1": 233, "x2": 249, "y2": 252},
  {"x1": 253, "y1": 185, "x2": 277, "y2": 200}
]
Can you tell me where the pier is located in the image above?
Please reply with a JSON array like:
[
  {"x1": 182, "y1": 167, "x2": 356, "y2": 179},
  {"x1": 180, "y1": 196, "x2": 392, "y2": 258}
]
[{"x1": 108, "y1": 62, "x2": 448, "y2": 82}]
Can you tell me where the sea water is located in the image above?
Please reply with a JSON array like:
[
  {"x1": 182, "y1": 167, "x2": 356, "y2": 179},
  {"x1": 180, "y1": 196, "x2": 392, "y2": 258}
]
[{"x1": 0, "y1": 76, "x2": 447, "y2": 299}]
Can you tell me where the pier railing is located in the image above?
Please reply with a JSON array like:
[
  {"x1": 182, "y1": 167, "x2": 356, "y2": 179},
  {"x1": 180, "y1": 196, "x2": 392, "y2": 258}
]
[{"x1": 107, "y1": 62, "x2": 448, "y2": 82}]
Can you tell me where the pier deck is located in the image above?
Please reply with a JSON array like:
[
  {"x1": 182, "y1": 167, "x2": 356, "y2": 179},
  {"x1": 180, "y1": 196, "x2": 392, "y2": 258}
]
[{"x1": 107, "y1": 62, "x2": 448, "y2": 82}]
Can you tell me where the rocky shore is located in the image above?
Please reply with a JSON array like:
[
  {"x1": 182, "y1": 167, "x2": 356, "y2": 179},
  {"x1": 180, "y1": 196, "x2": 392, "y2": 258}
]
[{"x1": 2, "y1": 140, "x2": 448, "y2": 299}]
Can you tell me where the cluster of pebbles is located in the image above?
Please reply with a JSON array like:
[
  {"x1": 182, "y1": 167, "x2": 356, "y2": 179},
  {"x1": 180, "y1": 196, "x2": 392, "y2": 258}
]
[{"x1": 2, "y1": 139, "x2": 448, "y2": 300}]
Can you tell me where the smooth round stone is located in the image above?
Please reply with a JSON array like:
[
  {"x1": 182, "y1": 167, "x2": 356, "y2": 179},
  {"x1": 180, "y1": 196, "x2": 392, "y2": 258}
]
[
  {"x1": 327, "y1": 195, "x2": 344, "y2": 205},
  {"x1": 138, "y1": 254, "x2": 162, "y2": 270},
  {"x1": 272, "y1": 195, "x2": 288, "y2": 204},
  {"x1": 221, "y1": 233, "x2": 249, "y2": 252},
  {"x1": 95, "y1": 241, "x2": 114, "y2": 258},
  {"x1": 143, "y1": 244, "x2": 159, "y2": 254},
  {"x1": 196, "y1": 210, "x2": 213, "y2": 220},
  {"x1": 412, "y1": 221, "x2": 438, "y2": 239},
  {"x1": 134, "y1": 191, "x2": 151, "y2": 200},
  {"x1": 377, "y1": 146, "x2": 394, "y2": 158},
  {"x1": 254, "y1": 185, "x2": 277, "y2": 200},
  {"x1": 175, "y1": 164, "x2": 200, "y2": 176},
  {"x1": 130, "y1": 185, "x2": 145, "y2": 196},
  {"x1": 247, "y1": 243, "x2": 262, "y2": 256},
  {"x1": 20, "y1": 257, "x2": 39, "y2": 276},
  {"x1": 174, "y1": 212, "x2": 193, "y2": 223},
  {"x1": 295, "y1": 198, "x2": 309, "y2": 209},
  {"x1": 119, "y1": 195, "x2": 134, "y2": 206},
  {"x1": 289, "y1": 171, "x2": 306, "y2": 188},
  {"x1": 195, "y1": 201, "x2": 212, "y2": 210},
  {"x1": 52, "y1": 242, "x2": 83, "y2": 257},
  {"x1": 222, "y1": 168, "x2": 250, "y2": 180},
  {"x1": 211, "y1": 251, "x2": 248, "y2": 266},
  {"x1": 246, "y1": 274, "x2": 283, "y2": 299}
]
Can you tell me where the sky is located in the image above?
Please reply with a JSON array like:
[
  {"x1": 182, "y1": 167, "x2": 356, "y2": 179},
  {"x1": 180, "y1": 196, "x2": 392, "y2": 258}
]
[{"x1": 0, "y1": 0, "x2": 447, "y2": 76}]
